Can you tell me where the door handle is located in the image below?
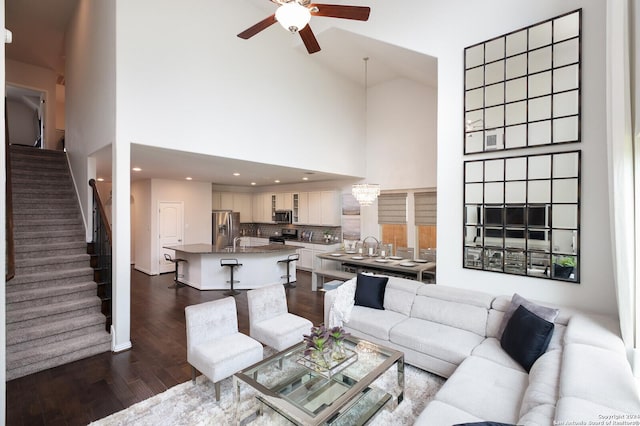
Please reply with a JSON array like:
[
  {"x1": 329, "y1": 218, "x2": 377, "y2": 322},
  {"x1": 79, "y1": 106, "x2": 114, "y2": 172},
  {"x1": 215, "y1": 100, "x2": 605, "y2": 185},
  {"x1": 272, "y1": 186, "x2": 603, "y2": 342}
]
[{"x1": 178, "y1": 239, "x2": 182, "y2": 242}]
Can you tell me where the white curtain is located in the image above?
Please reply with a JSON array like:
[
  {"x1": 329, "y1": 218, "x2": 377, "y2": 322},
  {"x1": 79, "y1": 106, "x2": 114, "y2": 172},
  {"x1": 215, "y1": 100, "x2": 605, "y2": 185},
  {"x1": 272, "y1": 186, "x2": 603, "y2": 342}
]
[{"x1": 606, "y1": 0, "x2": 639, "y2": 374}]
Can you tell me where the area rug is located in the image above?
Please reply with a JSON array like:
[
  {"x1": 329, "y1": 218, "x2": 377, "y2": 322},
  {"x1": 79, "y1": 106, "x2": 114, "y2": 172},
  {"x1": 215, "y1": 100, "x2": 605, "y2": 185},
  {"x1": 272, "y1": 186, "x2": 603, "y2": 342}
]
[{"x1": 91, "y1": 362, "x2": 444, "y2": 426}]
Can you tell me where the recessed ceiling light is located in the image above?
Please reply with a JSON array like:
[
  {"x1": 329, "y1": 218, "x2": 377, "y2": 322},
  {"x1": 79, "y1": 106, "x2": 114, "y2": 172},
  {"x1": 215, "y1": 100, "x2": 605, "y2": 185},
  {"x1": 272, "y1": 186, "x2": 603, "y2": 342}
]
[
  {"x1": 302, "y1": 177, "x2": 309, "y2": 181},
  {"x1": 251, "y1": 182, "x2": 257, "y2": 186},
  {"x1": 132, "y1": 167, "x2": 142, "y2": 172},
  {"x1": 185, "y1": 177, "x2": 193, "y2": 181},
  {"x1": 233, "y1": 172, "x2": 240, "y2": 176},
  {"x1": 274, "y1": 180, "x2": 280, "y2": 183},
  {"x1": 97, "y1": 178, "x2": 105, "y2": 182}
]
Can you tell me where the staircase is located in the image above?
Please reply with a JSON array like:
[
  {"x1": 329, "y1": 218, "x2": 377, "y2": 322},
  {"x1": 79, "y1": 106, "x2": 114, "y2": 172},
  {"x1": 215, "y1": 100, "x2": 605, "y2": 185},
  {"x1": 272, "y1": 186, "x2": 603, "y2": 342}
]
[{"x1": 6, "y1": 145, "x2": 111, "y2": 381}]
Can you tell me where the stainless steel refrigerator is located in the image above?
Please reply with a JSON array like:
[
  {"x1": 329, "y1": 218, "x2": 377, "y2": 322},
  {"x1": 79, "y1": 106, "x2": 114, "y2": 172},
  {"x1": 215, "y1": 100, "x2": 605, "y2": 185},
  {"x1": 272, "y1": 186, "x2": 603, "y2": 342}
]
[{"x1": 212, "y1": 210, "x2": 240, "y2": 248}]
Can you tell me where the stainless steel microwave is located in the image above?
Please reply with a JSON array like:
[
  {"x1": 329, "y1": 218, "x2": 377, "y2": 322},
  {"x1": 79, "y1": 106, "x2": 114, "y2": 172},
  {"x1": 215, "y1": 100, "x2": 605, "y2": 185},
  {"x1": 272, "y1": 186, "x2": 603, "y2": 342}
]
[{"x1": 274, "y1": 210, "x2": 292, "y2": 223}]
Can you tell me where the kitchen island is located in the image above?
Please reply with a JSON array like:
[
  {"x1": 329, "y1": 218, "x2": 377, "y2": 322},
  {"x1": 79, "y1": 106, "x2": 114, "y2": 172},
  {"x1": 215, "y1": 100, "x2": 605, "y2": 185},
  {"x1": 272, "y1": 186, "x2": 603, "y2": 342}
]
[{"x1": 164, "y1": 243, "x2": 300, "y2": 291}]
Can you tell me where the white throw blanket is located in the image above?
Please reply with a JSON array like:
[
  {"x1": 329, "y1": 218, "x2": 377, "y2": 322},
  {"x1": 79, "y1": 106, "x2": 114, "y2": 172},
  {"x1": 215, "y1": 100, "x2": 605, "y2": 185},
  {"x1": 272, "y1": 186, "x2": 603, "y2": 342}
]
[{"x1": 328, "y1": 278, "x2": 357, "y2": 328}]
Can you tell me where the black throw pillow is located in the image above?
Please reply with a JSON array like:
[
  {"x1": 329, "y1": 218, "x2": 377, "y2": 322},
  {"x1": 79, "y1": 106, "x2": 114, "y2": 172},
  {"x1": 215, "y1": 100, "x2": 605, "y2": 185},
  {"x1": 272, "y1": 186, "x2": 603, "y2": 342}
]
[
  {"x1": 500, "y1": 304, "x2": 555, "y2": 372},
  {"x1": 354, "y1": 273, "x2": 388, "y2": 310}
]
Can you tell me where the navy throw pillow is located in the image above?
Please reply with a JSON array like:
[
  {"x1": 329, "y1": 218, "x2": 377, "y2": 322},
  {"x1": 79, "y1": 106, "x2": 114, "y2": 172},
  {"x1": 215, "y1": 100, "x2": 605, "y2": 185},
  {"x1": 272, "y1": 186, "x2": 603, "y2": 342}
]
[
  {"x1": 354, "y1": 274, "x2": 388, "y2": 310},
  {"x1": 500, "y1": 304, "x2": 555, "y2": 372}
]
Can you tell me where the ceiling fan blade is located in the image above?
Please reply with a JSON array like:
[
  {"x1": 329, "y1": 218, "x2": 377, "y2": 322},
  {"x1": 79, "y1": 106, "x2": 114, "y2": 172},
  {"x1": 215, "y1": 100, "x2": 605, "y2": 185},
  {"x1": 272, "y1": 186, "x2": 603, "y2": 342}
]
[
  {"x1": 237, "y1": 14, "x2": 277, "y2": 39},
  {"x1": 309, "y1": 4, "x2": 371, "y2": 21},
  {"x1": 299, "y1": 25, "x2": 321, "y2": 54}
]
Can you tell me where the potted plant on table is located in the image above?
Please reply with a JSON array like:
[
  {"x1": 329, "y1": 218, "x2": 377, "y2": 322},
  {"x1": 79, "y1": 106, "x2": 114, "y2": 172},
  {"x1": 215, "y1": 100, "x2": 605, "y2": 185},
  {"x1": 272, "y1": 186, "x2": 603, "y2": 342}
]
[
  {"x1": 329, "y1": 326, "x2": 350, "y2": 361},
  {"x1": 303, "y1": 325, "x2": 332, "y2": 369}
]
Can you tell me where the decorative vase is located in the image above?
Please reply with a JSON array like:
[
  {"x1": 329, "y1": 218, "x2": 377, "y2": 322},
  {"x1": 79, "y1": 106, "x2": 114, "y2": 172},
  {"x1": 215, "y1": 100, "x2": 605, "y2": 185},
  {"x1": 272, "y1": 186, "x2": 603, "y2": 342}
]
[
  {"x1": 311, "y1": 349, "x2": 331, "y2": 371},
  {"x1": 332, "y1": 341, "x2": 347, "y2": 361}
]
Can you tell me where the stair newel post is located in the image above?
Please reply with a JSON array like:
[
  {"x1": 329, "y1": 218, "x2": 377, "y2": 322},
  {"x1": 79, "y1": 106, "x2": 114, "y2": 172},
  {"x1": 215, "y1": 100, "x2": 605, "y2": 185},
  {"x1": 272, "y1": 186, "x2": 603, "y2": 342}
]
[{"x1": 89, "y1": 179, "x2": 113, "y2": 331}]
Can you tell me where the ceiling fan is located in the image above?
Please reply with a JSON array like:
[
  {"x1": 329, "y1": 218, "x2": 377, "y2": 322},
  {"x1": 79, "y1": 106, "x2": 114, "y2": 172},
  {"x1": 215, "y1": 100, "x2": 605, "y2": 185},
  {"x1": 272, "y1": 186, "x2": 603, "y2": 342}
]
[{"x1": 237, "y1": 0, "x2": 371, "y2": 54}]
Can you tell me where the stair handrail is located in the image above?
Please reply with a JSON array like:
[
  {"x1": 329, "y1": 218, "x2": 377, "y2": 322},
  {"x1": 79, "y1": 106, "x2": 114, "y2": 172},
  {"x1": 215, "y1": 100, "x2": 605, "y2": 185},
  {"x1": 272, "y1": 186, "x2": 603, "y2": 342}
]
[
  {"x1": 89, "y1": 179, "x2": 112, "y2": 243},
  {"x1": 5, "y1": 99, "x2": 15, "y2": 281},
  {"x1": 89, "y1": 178, "x2": 112, "y2": 332}
]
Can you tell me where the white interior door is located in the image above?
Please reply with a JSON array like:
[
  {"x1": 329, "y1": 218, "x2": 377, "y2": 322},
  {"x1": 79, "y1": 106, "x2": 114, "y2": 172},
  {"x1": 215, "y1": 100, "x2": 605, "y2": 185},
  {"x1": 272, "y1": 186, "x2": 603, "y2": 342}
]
[{"x1": 158, "y1": 201, "x2": 184, "y2": 274}]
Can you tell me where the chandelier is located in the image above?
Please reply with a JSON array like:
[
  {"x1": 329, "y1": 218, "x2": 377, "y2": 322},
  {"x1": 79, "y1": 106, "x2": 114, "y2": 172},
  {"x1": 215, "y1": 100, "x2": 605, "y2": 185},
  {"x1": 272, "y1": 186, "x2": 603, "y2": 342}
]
[
  {"x1": 352, "y1": 183, "x2": 380, "y2": 206},
  {"x1": 351, "y1": 58, "x2": 380, "y2": 207}
]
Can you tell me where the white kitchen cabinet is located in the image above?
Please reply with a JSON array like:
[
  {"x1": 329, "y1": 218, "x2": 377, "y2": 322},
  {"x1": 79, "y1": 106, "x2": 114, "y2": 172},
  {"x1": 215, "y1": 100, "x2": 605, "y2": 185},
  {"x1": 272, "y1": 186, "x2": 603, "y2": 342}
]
[
  {"x1": 307, "y1": 192, "x2": 322, "y2": 224},
  {"x1": 298, "y1": 247, "x2": 314, "y2": 270},
  {"x1": 252, "y1": 193, "x2": 273, "y2": 223},
  {"x1": 220, "y1": 193, "x2": 234, "y2": 210},
  {"x1": 320, "y1": 191, "x2": 340, "y2": 225},
  {"x1": 286, "y1": 241, "x2": 341, "y2": 271},
  {"x1": 296, "y1": 192, "x2": 309, "y2": 224},
  {"x1": 233, "y1": 193, "x2": 252, "y2": 222},
  {"x1": 275, "y1": 192, "x2": 292, "y2": 210},
  {"x1": 301, "y1": 191, "x2": 340, "y2": 226},
  {"x1": 211, "y1": 192, "x2": 221, "y2": 210}
]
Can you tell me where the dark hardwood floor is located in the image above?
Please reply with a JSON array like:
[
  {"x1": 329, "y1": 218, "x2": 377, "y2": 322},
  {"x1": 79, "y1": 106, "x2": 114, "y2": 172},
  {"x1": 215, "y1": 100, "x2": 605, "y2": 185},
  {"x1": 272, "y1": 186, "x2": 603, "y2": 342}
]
[{"x1": 6, "y1": 268, "x2": 325, "y2": 426}]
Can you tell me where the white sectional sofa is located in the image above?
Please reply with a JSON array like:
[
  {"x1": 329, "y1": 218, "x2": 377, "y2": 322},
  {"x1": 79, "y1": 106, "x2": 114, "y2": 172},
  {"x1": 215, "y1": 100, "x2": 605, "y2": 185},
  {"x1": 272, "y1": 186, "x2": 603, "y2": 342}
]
[{"x1": 323, "y1": 276, "x2": 640, "y2": 425}]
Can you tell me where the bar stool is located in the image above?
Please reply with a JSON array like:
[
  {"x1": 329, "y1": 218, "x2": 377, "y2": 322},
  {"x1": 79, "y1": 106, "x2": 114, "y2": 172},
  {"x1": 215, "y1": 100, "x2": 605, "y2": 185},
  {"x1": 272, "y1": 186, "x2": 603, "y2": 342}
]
[
  {"x1": 220, "y1": 258, "x2": 242, "y2": 296},
  {"x1": 278, "y1": 253, "x2": 299, "y2": 288},
  {"x1": 164, "y1": 253, "x2": 187, "y2": 289}
]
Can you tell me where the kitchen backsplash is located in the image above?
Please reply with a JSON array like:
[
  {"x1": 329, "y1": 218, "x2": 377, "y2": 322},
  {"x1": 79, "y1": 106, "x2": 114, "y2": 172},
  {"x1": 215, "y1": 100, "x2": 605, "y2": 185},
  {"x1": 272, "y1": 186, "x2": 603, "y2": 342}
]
[{"x1": 239, "y1": 223, "x2": 342, "y2": 243}]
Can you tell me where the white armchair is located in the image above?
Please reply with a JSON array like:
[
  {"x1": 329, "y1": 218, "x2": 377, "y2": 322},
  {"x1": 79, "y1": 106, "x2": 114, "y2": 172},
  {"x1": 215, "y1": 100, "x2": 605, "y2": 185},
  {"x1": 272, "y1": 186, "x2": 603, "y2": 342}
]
[
  {"x1": 185, "y1": 297, "x2": 263, "y2": 401},
  {"x1": 247, "y1": 284, "x2": 313, "y2": 351}
]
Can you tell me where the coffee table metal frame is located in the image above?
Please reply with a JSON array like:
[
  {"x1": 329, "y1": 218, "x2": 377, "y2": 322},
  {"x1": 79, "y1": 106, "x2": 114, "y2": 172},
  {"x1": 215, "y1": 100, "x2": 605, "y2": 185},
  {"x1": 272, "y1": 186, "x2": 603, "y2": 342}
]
[{"x1": 233, "y1": 336, "x2": 404, "y2": 426}]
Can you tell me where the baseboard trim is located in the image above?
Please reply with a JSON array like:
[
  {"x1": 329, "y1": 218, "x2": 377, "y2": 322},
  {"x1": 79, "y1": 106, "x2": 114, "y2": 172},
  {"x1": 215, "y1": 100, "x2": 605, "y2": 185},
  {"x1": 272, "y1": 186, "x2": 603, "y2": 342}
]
[
  {"x1": 111, "y1": 326, "x2": 132, "y2": 352},
  {"x1": 134, "y1": 265, "x2": 155, "y2": 276}
]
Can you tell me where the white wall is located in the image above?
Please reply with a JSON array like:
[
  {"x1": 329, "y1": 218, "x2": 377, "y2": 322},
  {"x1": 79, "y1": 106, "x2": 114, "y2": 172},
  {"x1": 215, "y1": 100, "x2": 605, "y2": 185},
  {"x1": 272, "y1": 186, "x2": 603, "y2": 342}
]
[
  {"x1": 132, "y1": 180, "x2": 152, "y2": 274},
  {"x1": 65, "y1": 0, "x2": 116, "y2": 240},
  {"x1": 360, "y1": 77, "x2": 438, "y2": 243},
  {"x1": 115, "y1": 0, "x2": 366, "y2": 179},
  {"x1": 344, "y1": 0, "x2": 614, "y2": 315},
  {"x1": 143, "y1": 179, "x2": 212, "y2": 275},
  {"x1": 5, "y1": 59, "x2": 57, "y2": 149},
  {"x1": 6, "y1": 99, "x2": 39, "y2": 146}
]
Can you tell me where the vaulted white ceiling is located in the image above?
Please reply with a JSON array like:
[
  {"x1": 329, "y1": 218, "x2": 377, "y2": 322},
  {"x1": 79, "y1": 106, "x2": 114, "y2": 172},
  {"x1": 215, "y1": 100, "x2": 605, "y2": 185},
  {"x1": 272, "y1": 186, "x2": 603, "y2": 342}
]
[{"x1": 5, "y1": 0, "x2": 437, "y2": 186}]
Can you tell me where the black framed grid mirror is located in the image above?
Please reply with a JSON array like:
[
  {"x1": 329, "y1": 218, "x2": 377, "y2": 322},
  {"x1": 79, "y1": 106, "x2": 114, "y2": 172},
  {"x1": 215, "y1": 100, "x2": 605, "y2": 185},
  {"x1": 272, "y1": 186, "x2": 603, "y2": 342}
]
[
  {"x1": 463, "y1": 150, "x2": 580, "y2": 282},
  {"x1": 464, "y1": 9, "x2": 581, "y2": 154}
]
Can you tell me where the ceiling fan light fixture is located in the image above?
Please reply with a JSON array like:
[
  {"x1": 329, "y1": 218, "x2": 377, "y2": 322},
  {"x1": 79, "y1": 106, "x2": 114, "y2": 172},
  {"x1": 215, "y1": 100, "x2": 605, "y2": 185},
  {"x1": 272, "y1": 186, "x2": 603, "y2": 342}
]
[{"x1": 275, "y1": 2, "x2": 311, "y2": 33}]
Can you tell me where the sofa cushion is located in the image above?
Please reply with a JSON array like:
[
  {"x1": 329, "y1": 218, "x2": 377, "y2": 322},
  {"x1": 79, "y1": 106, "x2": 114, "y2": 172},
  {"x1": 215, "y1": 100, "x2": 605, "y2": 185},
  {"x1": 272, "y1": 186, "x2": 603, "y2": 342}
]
[
  {"x1": 434, "y1": 355, "x2": 528, "y2": 424},
  {"x1": 390, "y1": 318, "x2": 484, "y2": 366},
  {"x1": 497, "y1": 293, "x2": 559, "y2": 338},
  {"x1": 564, "y1": 313, "x2": 626, "y2": 354},
  {"x1": 560, "y1": 343, "x2": 640, "y2": 413},
  {"x1": 252, "y1": 313, "x2": 313, "y2": 351},
  {"x1": 383, "y1": 277, "x2": 423, "y2": 315},
  {"x1": 416, "y1": 285, "x2": 494, "y2": 309},
  {"x1": 354, "y1": 274, "x2": 388, "y2": 310},
  {"x1": 471, "y1": 338, "x2": 524, "y2": 371},
  {"x1": 519, "y1": 350, "x2": 561, "y2": 417},
  {"x1": 411, "y1": 295, "x2": 489, "y2": 337},
  {"x1": 501, "y1": 305, "x2": 554, "y2": 372},
  {"x1": 345, "y1": 306, "x2": 407, "y2": 340}
]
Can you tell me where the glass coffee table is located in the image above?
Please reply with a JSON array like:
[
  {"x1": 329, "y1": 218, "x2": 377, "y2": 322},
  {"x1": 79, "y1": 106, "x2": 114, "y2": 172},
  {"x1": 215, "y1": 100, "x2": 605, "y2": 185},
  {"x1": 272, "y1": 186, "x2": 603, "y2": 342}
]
[{"x1": 234, "y1": 337, "x2": 404, "y2": 425}]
